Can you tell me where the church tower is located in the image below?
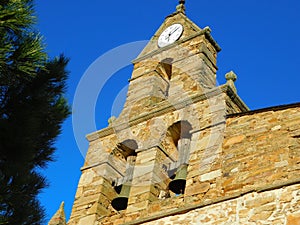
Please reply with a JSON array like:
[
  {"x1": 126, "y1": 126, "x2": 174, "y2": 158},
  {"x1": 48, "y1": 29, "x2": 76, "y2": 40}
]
[
  {"x1": 65, "y1": 2, "x2": 247, "y2": 224},
  {"x1": 53, "y1": 1, "x2": 300, "y2": 225}
]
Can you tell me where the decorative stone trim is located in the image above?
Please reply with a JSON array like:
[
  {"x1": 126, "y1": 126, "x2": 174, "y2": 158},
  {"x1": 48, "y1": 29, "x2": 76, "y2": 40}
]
[{"x1": 86, "y1": 84, "x2": 248, "y2": 142}]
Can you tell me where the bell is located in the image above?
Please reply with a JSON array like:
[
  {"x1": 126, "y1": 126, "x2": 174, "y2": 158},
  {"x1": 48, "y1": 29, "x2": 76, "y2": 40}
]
[
  {"x1": 111, "y1": 184, "x2": 130, "y2": 211},
  {"x1": 168, "y1": 164, "x2": 188, "y2": 194}
]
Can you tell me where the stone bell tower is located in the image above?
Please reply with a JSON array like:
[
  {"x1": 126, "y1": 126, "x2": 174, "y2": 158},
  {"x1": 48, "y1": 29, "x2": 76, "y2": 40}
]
[
  {"x1": 63, "y1": 1, "x2": 249, "y2": 225},
  {"x1": 62, "y1": 2, "x2": 247, "y2": 225},
  {"x1": 51, "y1": 1, "x2": 300, "y2": 225}
]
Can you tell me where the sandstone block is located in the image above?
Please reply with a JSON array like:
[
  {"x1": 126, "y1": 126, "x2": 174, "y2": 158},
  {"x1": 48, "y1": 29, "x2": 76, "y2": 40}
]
[
  {"x1": 78, "y1": 215, "x2": 96, "y2": 225},
  {"x1": 185, "y1": 182, "x2": 210, "y2": 196},
  {"x1": 224, "y1": 135, "x2": 246, "y2": 147},
  {"x1": 200, "y1": 169, "x2": 222, "y2": 182},
  {"x1": 287, "y1": 212, "x2": 300, "y2": 225}
]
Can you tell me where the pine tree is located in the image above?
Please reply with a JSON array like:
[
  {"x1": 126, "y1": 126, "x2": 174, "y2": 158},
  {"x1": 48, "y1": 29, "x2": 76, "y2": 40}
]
[{"x1": 0, "y1": 1, "x2": 70, "y2": 224}]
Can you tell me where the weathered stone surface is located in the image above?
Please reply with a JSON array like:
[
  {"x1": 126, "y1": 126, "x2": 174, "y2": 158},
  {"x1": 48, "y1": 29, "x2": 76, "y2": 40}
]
[
  {"x1": 64, "y1": 3, "x2": 300, "y2": 225},
  {"x1": 84, "y1": 104, "x2": 300, "y2": 225},
  {"x1": 223, "y1": 134, "x2": 245, "y2": 147},
  {"x1": 200, "y1": 169, "x2": 222, "y2": 182},
  {"x1": 141, "y1": 184, "x2": 300, "y2": 225},
  {"x1": 287, "y1": 212, "x2": 300, "y2": 225},
  {"x1": 185, "y1": 182, "x2": 210, "y2": 196},
  {"x1": 77, "y1": 215, "x2": 96, "y2": 225}
]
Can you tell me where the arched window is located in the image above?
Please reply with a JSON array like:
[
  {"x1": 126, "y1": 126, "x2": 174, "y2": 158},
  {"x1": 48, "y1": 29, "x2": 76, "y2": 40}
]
[
  {"x1": 111, "y1": 140, "x2": 138, "y2": 211},
  {"x1": 166, "y1": 121, "x2": 192, "y2": 194}
]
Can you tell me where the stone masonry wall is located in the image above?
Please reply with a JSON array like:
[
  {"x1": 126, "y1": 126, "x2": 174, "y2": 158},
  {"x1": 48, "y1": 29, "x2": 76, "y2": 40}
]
[
  {"x1": 142, "y1": 183, "x2": 300, "y2": 225},
  {"x1": 68, "y1": 89, "x2": 229, "y2": 225},
  {"x1": 139, "y1": 104, "x2": 300, "y2": 225},
  {"x1": 96, "y1": 104, "x2": 300, "y2": 225}
]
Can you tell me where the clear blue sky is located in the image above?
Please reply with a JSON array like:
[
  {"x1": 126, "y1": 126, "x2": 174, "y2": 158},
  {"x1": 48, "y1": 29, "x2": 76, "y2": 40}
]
[{"x1": 35, "y1": 0, "x2": 300, "y2": 223}]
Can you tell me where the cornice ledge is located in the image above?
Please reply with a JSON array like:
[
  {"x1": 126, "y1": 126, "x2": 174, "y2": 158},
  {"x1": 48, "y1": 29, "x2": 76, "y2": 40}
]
[
  {"x1": 86, "y1": 87, "x2": 229, "y2": 142},
  {"x1": 220, "y1": 84, "x2": 250, "y2": 112},
  {"x1": 86, "y1": 127, "x2": 114, "y2": 142}
]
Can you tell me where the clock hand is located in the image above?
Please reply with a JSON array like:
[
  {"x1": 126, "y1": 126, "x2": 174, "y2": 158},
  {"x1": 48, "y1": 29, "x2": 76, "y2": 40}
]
[
  {"x1": 170, "y1": 27, "x2": 180, "y2": 35},
  {"x1": 166, "y1": 29, "x2": 176, "y2": 42},
  {"x1": 166, "y1": 27, "x2": 179, "y2": 42},
  {"x1": 162, "y1": 26, "x2": 181, "y2": 43}
]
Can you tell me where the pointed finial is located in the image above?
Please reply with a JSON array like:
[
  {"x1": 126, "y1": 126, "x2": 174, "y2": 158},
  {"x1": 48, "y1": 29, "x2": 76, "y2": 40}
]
[
  {"x1": 48, "y1": 202, "x2": 66, "y2": 225},
  {"x1": 176, "y1": 0, "x2": 186, "y2": 14}
]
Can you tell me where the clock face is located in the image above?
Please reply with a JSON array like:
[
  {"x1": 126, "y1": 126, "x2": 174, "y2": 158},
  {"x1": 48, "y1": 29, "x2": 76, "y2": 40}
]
[{"x1": 158, "y1": 24, "x2": 183, "y2": 48}]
